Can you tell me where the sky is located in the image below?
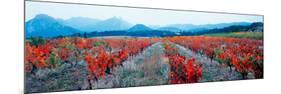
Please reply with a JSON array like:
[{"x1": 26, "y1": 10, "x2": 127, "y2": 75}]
[{"x1": 25, "y1": 1, "x2": 263, "y2": 26}]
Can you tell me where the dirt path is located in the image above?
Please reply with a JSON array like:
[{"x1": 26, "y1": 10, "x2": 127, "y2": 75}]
[
  {"x1": 172, "y1": 43, "x2": 243, "y2": 82},
  {"x1": 92, "y1": 42, "x2": 170, "y2": 89}
]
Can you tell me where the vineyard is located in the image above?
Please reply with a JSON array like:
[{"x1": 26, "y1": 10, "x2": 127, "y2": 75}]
[{"x1": 25, "y1": 36, "x2": 263, "y2": 93}]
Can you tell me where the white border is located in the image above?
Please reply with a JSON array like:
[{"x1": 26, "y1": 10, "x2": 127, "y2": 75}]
[{"x1": 1, "y1": 0, "x2": 281, "y2": 94}]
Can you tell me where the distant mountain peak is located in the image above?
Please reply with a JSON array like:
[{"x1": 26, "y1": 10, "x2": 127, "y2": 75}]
[
  {"x1": 35, "y1": 14, "x2": 50, "y2": 17},
  {"x1": 133, "y1": 24, "x2": 147, "y2": 27},
  {"x1": 90, "y1": 17, "x2": 132, "y2": 31},
  {"x1": 34, "y1": 14, "x2": 54, "y2": 20},
  {"x1": 128, "y1": 24, "x2": 152, "y2": 32},
  {"x1": 103, "y1": 17, "x2": 126, "y2": 23},
  {"x1": 30, "y1": 14, "x2": 59, "y2": 25}
]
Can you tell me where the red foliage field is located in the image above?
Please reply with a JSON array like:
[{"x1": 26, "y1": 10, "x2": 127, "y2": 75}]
[{"x1": 25, "y1": 36, "x2": 263, "y2": 91}]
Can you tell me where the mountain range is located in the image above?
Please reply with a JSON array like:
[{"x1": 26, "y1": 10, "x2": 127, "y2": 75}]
[
  {"x1": 166, "y1": 22, "x2": 251, "y2": 31},
  {"x1": 25, "y1": 14, "x2": 263, "y2": 38},
  {"x1": 57, "y1": 17, "x2": 101, "y2": 31},
  {"x1": 25, "y1": 14, "x2": 79, "y2": 38}
]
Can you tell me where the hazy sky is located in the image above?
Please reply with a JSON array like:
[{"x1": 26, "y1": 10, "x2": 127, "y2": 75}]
[{"x1": 25, "y1": 1, "x2": 263, "y2": 26}]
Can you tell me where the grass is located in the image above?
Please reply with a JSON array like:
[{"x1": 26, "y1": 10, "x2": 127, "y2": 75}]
[{"x1": 203, "y1": 32, "x2": 263, "y2": 40}]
